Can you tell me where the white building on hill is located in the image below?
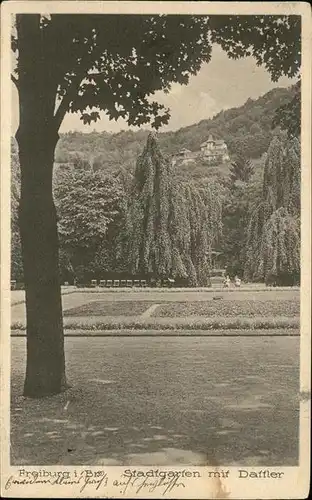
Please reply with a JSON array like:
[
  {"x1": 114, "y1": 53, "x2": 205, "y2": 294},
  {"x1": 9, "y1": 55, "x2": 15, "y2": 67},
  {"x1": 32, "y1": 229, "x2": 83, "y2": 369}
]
[
  {"x1": 200, "y1": 135, "x2": 230, "y2": 163},
  {"x1": 172, "y1": 134, "x2": 230, "y2": 166}
]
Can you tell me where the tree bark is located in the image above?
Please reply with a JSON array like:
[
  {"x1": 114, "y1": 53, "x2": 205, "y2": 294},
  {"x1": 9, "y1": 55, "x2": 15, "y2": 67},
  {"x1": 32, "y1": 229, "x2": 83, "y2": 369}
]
[
  {"x1": 16, "y1": 126, "x2": 68, "y2": 398},
  {"x1": 15, "y1": 14, "x2": 68, "y2": 398}
]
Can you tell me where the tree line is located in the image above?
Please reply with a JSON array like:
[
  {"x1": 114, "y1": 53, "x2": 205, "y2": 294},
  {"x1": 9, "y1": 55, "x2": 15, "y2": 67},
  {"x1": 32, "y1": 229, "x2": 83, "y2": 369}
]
[
  {"x1": 12, "y1": 133, "x2": 223, "y2": 287},
  {"x1": 12, "y1": 127, "x2": 300, "y2": 288}
]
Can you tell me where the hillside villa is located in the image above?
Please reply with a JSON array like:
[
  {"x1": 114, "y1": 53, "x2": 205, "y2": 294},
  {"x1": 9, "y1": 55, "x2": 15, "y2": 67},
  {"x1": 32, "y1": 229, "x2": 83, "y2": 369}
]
[
  {"x1": 172, "y1": 134, "x2": 230, "y2": 165},
  {"x1": 200, "y1": 135, "x2": 230, "y2": 163}
]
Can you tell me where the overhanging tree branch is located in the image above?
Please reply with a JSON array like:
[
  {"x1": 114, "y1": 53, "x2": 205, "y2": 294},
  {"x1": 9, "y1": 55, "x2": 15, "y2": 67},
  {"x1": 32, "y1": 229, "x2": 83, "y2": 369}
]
[
  {"x1": 54, "y1": 84, "x2": 80, "y2": 130},
  {"x1": 11, "y1": 74, "x2": 19, "y2": 89},
  {"x1": 53, "y1": 70, "x2": 88, "y2": 130},
  {"x1": 53, "y1": 92, "x2": 72, "y2": 131}
]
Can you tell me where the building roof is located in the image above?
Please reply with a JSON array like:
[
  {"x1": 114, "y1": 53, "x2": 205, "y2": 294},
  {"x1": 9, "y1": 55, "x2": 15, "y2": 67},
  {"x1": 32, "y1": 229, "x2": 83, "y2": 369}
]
[
  {"x1": 200, "y1": 134, "x2": 214, "y2": 147},
  {"x1": 200, "y1": 136, "x2": 226, "y2": 148}
]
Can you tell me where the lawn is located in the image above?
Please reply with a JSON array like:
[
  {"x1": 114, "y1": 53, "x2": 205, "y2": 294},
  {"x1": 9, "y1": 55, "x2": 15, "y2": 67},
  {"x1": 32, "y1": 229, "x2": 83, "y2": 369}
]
[
  {"x1": 11, "y1": 335, "x2": 299, "y2": 466},
  {"x1": 152, "y1": 299, "x2": 300, "y2": 318},
  {"x1": 11, "y1": 289, "x2": 301, "y2": 331},
  {"x1": 64, "y1": 300, "x2": 156, "y2": 317}
]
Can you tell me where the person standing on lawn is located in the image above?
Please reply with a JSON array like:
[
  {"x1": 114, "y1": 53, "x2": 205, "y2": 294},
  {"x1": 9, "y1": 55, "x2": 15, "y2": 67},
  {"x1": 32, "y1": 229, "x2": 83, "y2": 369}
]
[
  {"x1": 234, "y1": 276, "x2": 241, "y2": 287},
  {"x1": 224, "y1": 275, "x2": 231, "y2": 288}
]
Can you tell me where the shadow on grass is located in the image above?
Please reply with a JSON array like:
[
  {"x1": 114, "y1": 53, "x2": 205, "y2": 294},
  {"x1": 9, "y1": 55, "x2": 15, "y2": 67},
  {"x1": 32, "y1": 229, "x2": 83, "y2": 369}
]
[{"x1": 11, "y1": 336, "x2": 299, "y2": 466}]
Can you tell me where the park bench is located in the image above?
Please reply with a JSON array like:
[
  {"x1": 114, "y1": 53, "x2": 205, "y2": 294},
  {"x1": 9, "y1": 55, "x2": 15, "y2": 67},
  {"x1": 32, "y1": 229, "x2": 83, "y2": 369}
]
[
  {"x1": 210, "y1": 269, "x2": 226, "y2": 288},
  {"x1": 113, "y1": 280, "x2": 120, "y2": 287},
  {"x1": 11, "y1": 280, "x2": 17, "y2": 290},
  {"x1": 126, "y1": 280, "x2": 133, "y2": 287},
  {"x1": 91, "y1": 279, "x2": 97, "y2": 287},
  {"x1": 140, "y1": 279, "x2": 147, "y2": 287},
  {"x1": 133, "y1": 280, "x2": 140, "y2": 287},
  {"x1": 99, "y1": 280, "x2": 106, "y2": 287},
  {"x1": 120, "y1": 280, "x2": 127, "y2": 287},
  {"x1": 106, "y1": 280, "x2": 112, "y2": 287}
]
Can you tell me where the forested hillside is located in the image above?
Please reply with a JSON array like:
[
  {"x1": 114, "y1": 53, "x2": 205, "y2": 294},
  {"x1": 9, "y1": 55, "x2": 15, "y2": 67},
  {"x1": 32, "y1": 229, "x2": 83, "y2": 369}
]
[{"x1": 54, "y1": 84, "x2": 296, "y2": 180}]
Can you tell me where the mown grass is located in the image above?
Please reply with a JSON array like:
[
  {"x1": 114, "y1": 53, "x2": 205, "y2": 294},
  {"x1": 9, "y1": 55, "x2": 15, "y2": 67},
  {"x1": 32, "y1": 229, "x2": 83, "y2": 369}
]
[
  {"x1": 153, "y1": 300, "x2": 300, "y2": 318},
  {"x1": 11, "y1": 336, "x2": 300, "y2": 466},
  {"x1": 63, "y1": 300, "x2": 156, "y2": 317}
]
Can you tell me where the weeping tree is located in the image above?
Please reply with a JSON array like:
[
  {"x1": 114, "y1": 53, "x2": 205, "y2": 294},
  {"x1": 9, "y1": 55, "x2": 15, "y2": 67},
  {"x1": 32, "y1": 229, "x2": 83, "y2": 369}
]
[
  {"x1": 258, "y1": 208, "x2": 300, "y2": 285},
  {"x1": 245, "y1": 134, "x2": 300, "y2": 284},
  {"x1": 183, "y1": 182, "x2": 222, "y2": 285},
  {"x1": 125, "y1": 134, "x2": 222, "y2": 285}
]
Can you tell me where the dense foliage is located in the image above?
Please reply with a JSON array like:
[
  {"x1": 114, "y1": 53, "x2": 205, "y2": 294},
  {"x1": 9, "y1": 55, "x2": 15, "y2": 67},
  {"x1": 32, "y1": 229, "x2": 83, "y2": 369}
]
[
  {"x1": 245, "y1": 134, "x2": 300, "y2": 284},
  {"x1": 272, "y1": 81, "x2": 301, "y2": 138},
  {"x1": 222, "y1": 177, "x2": 263, "y2": 278},
  {"x1": 229, "y1": 152, "x2": 254, "y2": 185},
  {"x1": 54, "y1": 162, "x2": 127, "y2": 282},
  {"x1": 123, "y1": 133, "x2": 222, "y2": 285},
  {"x1": 11, "y1": 83, "x2": 301, "y2": 286},
  {"x1": 11, "y1": 131, "x2": 223, "y2": 287}
]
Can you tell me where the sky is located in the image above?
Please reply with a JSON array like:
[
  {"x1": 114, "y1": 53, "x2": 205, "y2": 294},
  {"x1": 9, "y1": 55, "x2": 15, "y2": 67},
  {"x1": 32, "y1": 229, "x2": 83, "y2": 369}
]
[{"x1": 12, "y1": 45, "x2": 296, "y2": 135}]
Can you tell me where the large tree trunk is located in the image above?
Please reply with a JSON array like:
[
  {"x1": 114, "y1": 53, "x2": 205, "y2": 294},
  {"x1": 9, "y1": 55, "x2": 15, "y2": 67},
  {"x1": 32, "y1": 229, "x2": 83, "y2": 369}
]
[
  {"x1": 16, "y1": 14, "x2": 68, "y2": 398},
  {"x1": 17, "y1": 127, "x2": 68, "y2": 398}
]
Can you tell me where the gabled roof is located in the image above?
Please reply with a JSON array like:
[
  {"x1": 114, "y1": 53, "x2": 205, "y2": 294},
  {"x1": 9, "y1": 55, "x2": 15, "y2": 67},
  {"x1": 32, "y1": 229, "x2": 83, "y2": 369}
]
[
  {"x1": 200, "y1": 134, "x2": 215, "y2": 147},
  {"x1": 201, "y1": 136, "x2": 227, "y2": 148}
]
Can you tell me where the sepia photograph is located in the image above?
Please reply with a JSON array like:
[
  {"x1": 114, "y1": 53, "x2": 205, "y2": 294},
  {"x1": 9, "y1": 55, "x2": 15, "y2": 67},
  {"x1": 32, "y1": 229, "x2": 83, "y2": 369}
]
[{"x1": 1, "y1": 2, "x2": 311, "y2": 498}]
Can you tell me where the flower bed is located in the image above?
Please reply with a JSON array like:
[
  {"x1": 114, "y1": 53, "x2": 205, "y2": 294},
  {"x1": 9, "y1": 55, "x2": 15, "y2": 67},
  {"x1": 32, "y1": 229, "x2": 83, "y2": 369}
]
[
  {"x1": 12, "y1": 315, "x2": 299, "y2": 332},
  {"x1": 152, "y1": 300, "x2": 300, "y2": 318}
]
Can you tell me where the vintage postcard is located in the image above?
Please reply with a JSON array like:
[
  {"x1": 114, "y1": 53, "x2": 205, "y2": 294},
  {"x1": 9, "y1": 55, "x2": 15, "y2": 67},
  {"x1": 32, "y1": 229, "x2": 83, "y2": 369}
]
[{"x1": 1, "y1": 1, "x2": 311, "y2": 498}]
